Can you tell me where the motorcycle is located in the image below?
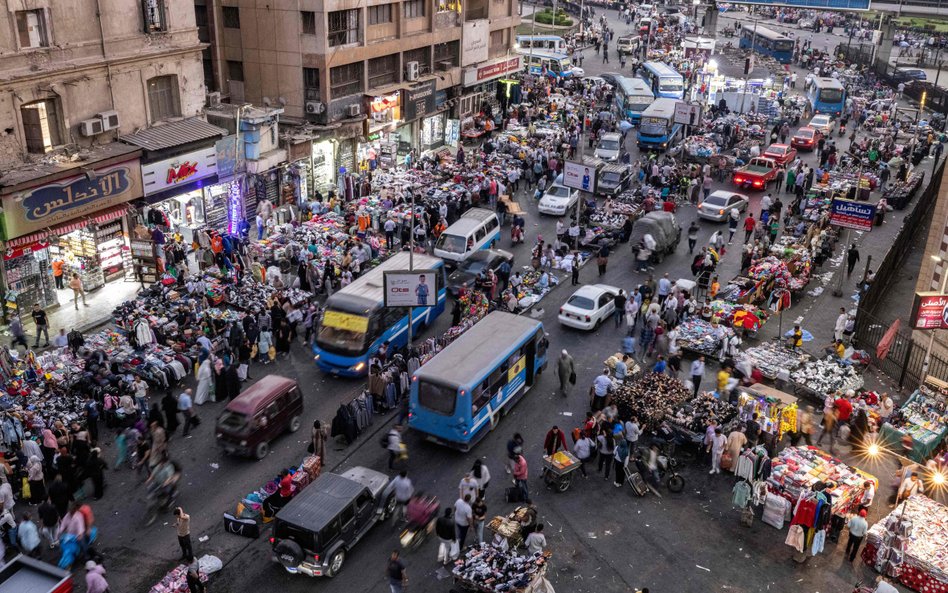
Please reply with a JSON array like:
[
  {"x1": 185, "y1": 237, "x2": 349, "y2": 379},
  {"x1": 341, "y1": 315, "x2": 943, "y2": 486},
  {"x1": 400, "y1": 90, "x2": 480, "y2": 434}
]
[{"x1": 399, "y1": 495, "x2": 439, "y2": 550}]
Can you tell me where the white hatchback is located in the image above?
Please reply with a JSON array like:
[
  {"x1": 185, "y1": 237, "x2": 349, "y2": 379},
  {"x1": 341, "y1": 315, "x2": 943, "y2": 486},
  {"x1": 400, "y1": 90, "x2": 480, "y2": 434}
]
[
  {"x1": 538, "y1": 184, "x2": 580, "y2": 216},
  {"x1": 558, "y1": 284, "x2": 621, "y2": 330}
]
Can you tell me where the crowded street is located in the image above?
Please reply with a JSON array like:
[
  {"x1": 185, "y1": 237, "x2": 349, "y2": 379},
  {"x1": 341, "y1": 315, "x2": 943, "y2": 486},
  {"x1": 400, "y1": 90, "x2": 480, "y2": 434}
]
[{"x1": 3, "y1": 3, "x2": 948, "y2": 593}]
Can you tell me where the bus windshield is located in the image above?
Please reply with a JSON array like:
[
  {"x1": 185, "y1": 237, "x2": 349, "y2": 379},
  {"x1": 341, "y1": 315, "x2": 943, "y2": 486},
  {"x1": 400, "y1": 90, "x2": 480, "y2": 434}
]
[
  {"x1": 418, "y1": 380, "x2": 456, "y2": 415},
  {"x1": 629, "y1": 101, "x2": 652, "y2": 112},
  {"x1": 316, "y1": 309, "x2": 370, "y2": 355},
  {"x1": 640, "y1": 116, "x2": 668, "y2": 136},
  {"x1": 437, "y1": 234, "x2": 466, "y2": 253},
  {"x1": 819, "y1": 88, "x2": 843, "y2": 102},
  {"x1": 659, "y1": 78, "x2": 683, "y2": 93}
]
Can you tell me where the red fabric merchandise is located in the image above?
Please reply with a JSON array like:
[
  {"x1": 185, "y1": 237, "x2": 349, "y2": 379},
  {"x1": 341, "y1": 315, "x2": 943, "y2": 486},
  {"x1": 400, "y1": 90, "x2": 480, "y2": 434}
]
[
  {"x1": 791, "y1": 498, "x2": 817, "y2": 527},
  {"x1": 835, "y1": 398, "x2": 853, "y2": 422},
  {"x1": 279, "y1": 472, "x2": 293, "y2": 497},
  {"x1": 862, "y1": 542, "x2": 948, "y2": 593}
]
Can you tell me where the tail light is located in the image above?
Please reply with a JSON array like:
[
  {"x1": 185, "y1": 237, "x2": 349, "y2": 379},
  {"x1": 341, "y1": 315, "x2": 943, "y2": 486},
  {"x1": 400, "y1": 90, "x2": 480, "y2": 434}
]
[
  {"x1": 585, "y1": 315, "x2": 591, "y2": 322},
  {"x1": 754, "y1": 181, "x2": 763, "y2": 188},
  {"x1": 313, "y1": 554, "x2": 320, "y2": 562},
  {"x1": 269, "y1": 537, "x2": 275, "y2": 544},
  {"x1": 559, "y1": 308, "x2": 564, "y2": 314},
  {"x1": 734, "y1": 177, "x2": 743, "y2": 184}
]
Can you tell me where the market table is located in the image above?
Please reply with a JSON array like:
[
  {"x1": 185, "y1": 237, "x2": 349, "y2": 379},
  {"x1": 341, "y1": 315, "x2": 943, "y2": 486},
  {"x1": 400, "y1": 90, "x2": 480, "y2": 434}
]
[
  {"x1": 768, "y1": 446, "x2": 877, "y2": 517},
  {"x1": 739, "y1": 383, "x2": 799, "y2": 446},
  {"x1": 878, "y1": 380, "x2": 948, "y2": 463}
]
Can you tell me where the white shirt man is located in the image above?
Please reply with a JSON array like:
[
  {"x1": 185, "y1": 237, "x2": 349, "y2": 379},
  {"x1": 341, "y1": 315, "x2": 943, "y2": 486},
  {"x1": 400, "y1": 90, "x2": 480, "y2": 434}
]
[{"x1": 835, "y1": 310, "x2": 848, "y2": 341}]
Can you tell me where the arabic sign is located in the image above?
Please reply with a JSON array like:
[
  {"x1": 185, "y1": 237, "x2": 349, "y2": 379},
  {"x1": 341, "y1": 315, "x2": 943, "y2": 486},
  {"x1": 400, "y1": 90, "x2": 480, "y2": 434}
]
[
  {"x1": 461, "y1": 20, "x2": 489, "y2": 67},
  {"x1": 562, "y1": 161, "x2": 596, "y2": 193},
  {"x1": 141, "y1": 147, "x2": 217, "y2": 196},
  {"x1": 463, "y1": 56, "x2": 522, "y2": 87},
  {"x1": 911, "y1": 292, "x2": 948, "y2": 330},
  {"x1": 384, "y1": 270, "x2": 438, "y2": 308},
  {"x1": 2, "y1": 160, "x2": 142, "y2": 239},
  {"x1": 830, "y1": 199, "x2": 876, "y2": 232},
  {"x1": 402, "y1": 80, "x2": 437, "y2": 122},
  {"x1": 321, "y1": 310, "x2": 369, "y2": 333},
  {"x1": 724, "y1": 0, "x2": 869, "y2": 9}
]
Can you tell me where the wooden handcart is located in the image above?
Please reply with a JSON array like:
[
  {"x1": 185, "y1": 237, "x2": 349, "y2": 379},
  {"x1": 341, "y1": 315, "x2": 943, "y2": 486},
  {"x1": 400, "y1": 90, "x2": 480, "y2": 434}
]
[{"x1": 541, "y1": 451, "x2": 581, "y2": 492}]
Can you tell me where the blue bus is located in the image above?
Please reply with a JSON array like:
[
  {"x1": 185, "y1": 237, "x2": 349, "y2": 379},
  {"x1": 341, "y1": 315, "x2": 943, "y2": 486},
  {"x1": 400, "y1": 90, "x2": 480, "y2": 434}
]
[
  {"x1": 408, "y1": 312, "x2": 548, "y2": 450},
  {"x1": 637, "y1": 98, "x2": 683, "y2": 151},
  {"x1": 515, "y1": 35, "x2": 568, "y2": 54},
  {"x1": 614, "y1": 76, "x2": 655, "y2": 124},
  {"x1": 517, "y1": 50, "x2": 582, "y2": 79},
  {"x1": 313, "y1": 252, "x2": 446, "y2": 376},
  {"x1": 640, "y1": 62, "x2": 684, "y2": 100},
  {"x1": 806, "y1": 76, "x2": 846, "y2": 116},
  {"x1": 739, "y1": 26, "x2": 793, "y2": 64}
]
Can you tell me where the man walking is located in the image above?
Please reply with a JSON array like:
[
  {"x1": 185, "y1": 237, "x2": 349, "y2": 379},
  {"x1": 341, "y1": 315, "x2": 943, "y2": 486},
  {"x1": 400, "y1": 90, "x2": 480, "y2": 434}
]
[
  {"x1": 834, "y1": 308, "x2": 848, "y2": 342},
  {"x1": 174, "y1": 506, "x2": 193, "y2": 560},
  {"x1": 178, "y1": 388, "x2": 195, "y2": 437},
  {"x1": 387, "y1": 550, "x2": 408, "y2": 593},
  {"x1": 454, "y1": 494, "x2": 473, "y2": 549},
  {"x1": 847, "y1": 244, "x2": 860, "y2": 277},
  {"x1": 743, "y1": 213, "x2": 756, "y2": 244},
  {"x1": 9, "y1": 317, "x2": 27, "y2": 350},
  {"x1": 31, "y1": 303, "x2": 50, "y2": 348},
  {"x1": 613, "y1": 290, "x2": 627, "y2": 327},
  {"x1": 690, "y1": 356, "x2": 705, "y2": 397},
  {"x1": 845, "y1": 509, "x2": 868, "y2": 561},
  {"x1": 557, "y1": 350, "x2": 575, "y2": 397}
]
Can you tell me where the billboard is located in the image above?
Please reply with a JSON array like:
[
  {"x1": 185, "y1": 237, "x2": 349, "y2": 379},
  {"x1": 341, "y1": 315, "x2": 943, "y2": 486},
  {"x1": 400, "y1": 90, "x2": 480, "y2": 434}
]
[
  {"x1": 461, "y1": 20, "x2": 489, "y2": 67},
  {"x1": 910, "y1": 292, "x2": 948, "y2": 330},
  {"x1": 674, "y1": 102, "x2": 702, "y2": 126},
  {"x1": 562, "y1": 161, "x2": 596, "y2": 193},
  {"x1": 830, "y1": 199, "x2": 876, "y2": 232},
  {"x1": 384, "y1": 270, "x2": 439, "y2": 307},
  {"x1": 724, "y1": 0, "x2": 869, "y2": 10}
]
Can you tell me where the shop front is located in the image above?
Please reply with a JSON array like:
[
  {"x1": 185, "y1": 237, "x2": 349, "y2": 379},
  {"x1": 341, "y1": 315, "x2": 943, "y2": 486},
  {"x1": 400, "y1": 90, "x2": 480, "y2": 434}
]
[
  {"x1": 401, "y1": 80, "x2": 442, "y2": 153},
  {"x1": 359, "y1": 90, "x2": 407, "y2": 172},
  {"x1": 459, "y1": 55, "x2": 522, "y2": 136},
  {"x1": 140, "y1": 146, "x2": 220, "y2": 245},
  {"x1": 311, "y1": 139, "x2": 336, "y2": 195},
  {"x1": 0, "y1": 147, "x2": 144, "y2": 316}
]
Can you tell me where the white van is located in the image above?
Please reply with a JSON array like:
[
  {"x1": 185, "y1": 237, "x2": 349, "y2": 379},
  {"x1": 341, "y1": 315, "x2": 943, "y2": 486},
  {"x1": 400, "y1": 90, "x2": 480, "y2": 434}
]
[{"x1": 434, "y1": 208, "x2": 501, "y2": 266}]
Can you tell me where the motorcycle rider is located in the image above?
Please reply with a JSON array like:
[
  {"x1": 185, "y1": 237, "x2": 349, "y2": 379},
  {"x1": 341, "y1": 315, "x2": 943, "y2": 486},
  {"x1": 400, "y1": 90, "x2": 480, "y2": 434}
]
[{"x1": 146, "y1": 454, "x2": 181, "y2": 512}]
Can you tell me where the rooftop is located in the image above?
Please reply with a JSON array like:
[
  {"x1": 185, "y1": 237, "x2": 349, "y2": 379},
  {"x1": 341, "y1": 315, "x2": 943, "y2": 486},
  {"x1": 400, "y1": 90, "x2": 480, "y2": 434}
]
[
  {"x1": 120, "y1": 118, "x2": 227, "y2": 152},
  {"x1": 0, "y1": 142, "x2": 142, "y2": 194}
]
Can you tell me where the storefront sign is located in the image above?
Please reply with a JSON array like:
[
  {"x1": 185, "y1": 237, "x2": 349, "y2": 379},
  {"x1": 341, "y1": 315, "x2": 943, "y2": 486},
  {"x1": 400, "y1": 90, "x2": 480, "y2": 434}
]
[
  {"x1": 141, "y1": 148, "x2": 218, "y2": 196},
  {"x1": 462, "y1": 56, "x2": 522, "y2": 87},
  {"x1": 384, "y1": 270, "x2": 438, "y2": 308},
  {"x1": 3, "y1": 241, "x2": 50, "y2": 261},
  {"x1": 911, "y1": 292, "x2": 948, "y2": 330},
  {"x1": 2, "y1": 160, "x2": 142, "y2": 239},
  {"x1": 830, "y1": 199, "x2": 876, "y2": 232},
  {"x1": 674, "y1": 102, "x2": 702, "y2": 126},
  {"x1": 461, "y1": 20, "x2": 489, "y2": 67},
  {"x1": 402, "y1": 80, "x2": 437, "y2": 122},
  {"x1": 215, "y1": 135, "x2": 241, "y2": 179},
  {"x1": 322, "y1": 310, "x2": 369, "y2": 333},
  {"x1": 562, "y1": 161, "x2": 596, "y2": 193}
]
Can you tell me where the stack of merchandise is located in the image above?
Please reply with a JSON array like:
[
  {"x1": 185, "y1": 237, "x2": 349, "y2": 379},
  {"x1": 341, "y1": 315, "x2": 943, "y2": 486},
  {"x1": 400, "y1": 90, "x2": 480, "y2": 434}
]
[
  {"x1": 791, "y1": 358, "x2": 864, "y2": 395},
  {"x1": 863, "y1": 494, "x2": 948, "y2": 592},
  {"x1": 708, "y1": 300, "x2": 769, "y2": 332},
  {"x1": 743, "y1": 342, "x2": 808, "y2": 380},
  {"x1": 234, "y1": 456, "x2": 322, "y2": 522},
  {"x1": 452, "y1": 543, "x2": 549, "y2": 590},
  {"x1": 668, "y1": 392, "x2": 737, "y2": 435},
  {"x1": 768, "y1": 446, "x2": 877, "y2": 515},
  {"x1": 612, "y1": 373, "x2": 691, "y2": 431},
  {"x1": 588, "y1": 210, "x2": 630, "y2": 230},
  {"x1": 148, "y1": 555, "x2": 219, "y2": 593},
  {"x1": 886, "y1": 171, "x2": 925, "y2": 209},
  {"x1": 881, "y1": 383, "x2": 948, "y2": 462},
  {"x1": 682, "y1": 134, "x2": 721, "y2": 159},
  {"x1": 677, "y1": 318, "x2": 733, "y2": 356}
]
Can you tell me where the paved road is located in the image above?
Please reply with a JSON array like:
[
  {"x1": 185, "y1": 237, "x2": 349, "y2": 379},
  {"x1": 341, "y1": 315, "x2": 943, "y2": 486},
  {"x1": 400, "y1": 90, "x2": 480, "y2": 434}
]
[{"x1": 43, "y1": 8, "x2": 936, "y2": 593}]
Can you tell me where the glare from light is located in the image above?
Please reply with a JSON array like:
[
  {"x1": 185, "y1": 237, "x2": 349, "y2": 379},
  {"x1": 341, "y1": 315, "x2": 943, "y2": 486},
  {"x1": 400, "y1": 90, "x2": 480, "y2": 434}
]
[
  {"x1": 867, "y1": 443, "x2": 881, "y2": 457},
  {"x1": 933, "y1": 471, "x2": 946, "y2": 486},
  {"x1": 932, "y1": 255, "x2": 943, "y2": 263},
  {"x1": 708, "y1": 59, "x2": 718, "y2": 70}
]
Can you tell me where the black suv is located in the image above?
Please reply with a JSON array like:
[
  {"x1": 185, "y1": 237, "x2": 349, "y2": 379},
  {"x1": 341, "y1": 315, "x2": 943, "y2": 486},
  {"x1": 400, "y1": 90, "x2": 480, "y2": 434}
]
[{"x1": 271, "y1": 466, "x2": 395, "y2": 577}]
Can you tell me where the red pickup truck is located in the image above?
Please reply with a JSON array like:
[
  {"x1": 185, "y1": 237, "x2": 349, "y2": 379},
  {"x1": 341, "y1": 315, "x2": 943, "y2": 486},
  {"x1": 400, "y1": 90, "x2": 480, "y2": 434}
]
[{"x1": 732, "y1": 157, "x2": 779, "y2": 190}]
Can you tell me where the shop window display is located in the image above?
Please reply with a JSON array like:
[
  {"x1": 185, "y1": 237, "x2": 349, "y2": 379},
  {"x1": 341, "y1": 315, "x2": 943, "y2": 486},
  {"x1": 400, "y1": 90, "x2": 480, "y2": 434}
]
[{"x1": 3, "y1": 245, "x2": 57, "y2": 314}]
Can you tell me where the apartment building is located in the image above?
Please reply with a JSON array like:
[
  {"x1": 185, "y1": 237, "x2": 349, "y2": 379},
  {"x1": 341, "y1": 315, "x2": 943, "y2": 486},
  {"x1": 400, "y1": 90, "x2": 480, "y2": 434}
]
[{"x1": 199, "y1": 0, "x2": 520, "y2": 179}]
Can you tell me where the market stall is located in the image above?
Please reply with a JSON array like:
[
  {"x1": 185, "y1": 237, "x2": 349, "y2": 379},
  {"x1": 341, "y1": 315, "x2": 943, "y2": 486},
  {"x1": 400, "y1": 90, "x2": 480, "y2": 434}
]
[
  {"x1": 879, "y1": 379, "x2": 948, "y2": 463},
  {"x1": 612, "y1": 373, "x2": 691, "y2": 432},
  {"x1": 738, "y1": 383, "x2": 799, "y2": 447},
  {"x1": 452, "y1": 543, "x2": 550, "y2": 593},
  {"x1": 486, "y1": 506, "x2": 536, "y2": 550},
  {"x1": 790, "y1": 358, "x2": 864, "y2": 401},
  {"x1": 768, "y1": 446, "x2": 878, "y2": 517},
  {"x1": 677, "y1": 318, "x2": 734, "y2": 357},
  {"x1": 743, "y1": 341, "x2": 808, "y2": 381},
  {"x1": 666, "y1": 391, "x2": 737, "y2": 444}
]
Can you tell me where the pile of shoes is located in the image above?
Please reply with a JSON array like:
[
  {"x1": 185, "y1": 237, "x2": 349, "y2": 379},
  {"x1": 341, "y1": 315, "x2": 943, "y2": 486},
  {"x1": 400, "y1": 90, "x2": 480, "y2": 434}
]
[{"x1": 612, "y1": 373, "x2": 690, "y2": 431}]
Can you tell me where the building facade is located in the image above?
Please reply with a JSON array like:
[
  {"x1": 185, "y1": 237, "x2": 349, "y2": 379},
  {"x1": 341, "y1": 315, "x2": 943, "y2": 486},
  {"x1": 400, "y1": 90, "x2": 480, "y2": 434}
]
[{"x1": 0, "y1": 0, "x2": 208, "y2": 317}]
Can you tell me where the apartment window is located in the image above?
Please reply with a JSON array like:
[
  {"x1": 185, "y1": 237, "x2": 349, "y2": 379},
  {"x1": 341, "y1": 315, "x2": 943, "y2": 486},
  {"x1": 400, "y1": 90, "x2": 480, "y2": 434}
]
[
  {"x1": 403, "y1": 47, "x2": 430, "y2": 74},
  {"x1": 404, "y1": 0, "x2": 425, "y2": 18},
  {"x1": 368, "y1": 54, "x2": 398, "y2": 89},
  {"x1": 223, "y1": 6, "x2": 240, "y2": 28},
  {"x1": 434, "y1": 40, "x2": 460, "y2": 67},
  {"x1": 16, "y1": 10, "x2": 48, "y2": 48},
  {"x1": 227, "y1": 60, "x2": 244, "y2": 82},
  {"x1": 328, "y1": 9, "x2": 361, "y2": 47},
  {"x1": 147, "y1": 75, "x2": 181, "y2": 121},
  {"x1": 301, "y1": 11, "x2": 316, "y2": 34},
  {"x1": 21, "y1": 99, "x2": 61, "y2": 154},
  {"x1": 142, "y1": 0, "x2": 167, "y2": 32},
  {"x1": 490, "y1": 30, "x2": 503, "y2": 50},
  {"x1": 303, "y1": 67, "x2": 320, "y2": 100},
  {"x1": 330, "y1": 62, "x2": 364, "y2": 98},
  {"x1": 368, "y1": 4, "x2": 393, "y2": 25}
]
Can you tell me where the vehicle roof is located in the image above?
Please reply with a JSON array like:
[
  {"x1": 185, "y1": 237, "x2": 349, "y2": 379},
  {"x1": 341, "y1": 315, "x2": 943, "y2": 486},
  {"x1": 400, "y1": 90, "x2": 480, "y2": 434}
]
[
  {"x1": 599, "y1": 132, "x2": 621, "y2": 140},
  {"x1": 601, "y1": 163, "x2": 631, "y2": 174},
  {"x1": 642, "y1": 62, "x2": 679, "y2": 77},
  {"x1": 327, "y1": 252, "x2": 443, "y2": 313},
  {"x1": 795, "y1": 127, "x2": 817, "y2": 134},
  {"x1": 225, "y1": 375, "x2": 297, "y2": 415},
  {"x1": 413, "y1": 312, "x2": 541, "y2": 388},
  {"x1": 276, "y1": 472, "x2": 368, "y2": 530},
  {"x1": 810, "y1": 114, "x2": 831, "y2": 120},
  {"x1": 765, "y1": 144, "x2": 790, "y2": 151},
  {"x1": 571, "y1": 284, "x2": 618, "y2": 299},
  {"x1": 642, "y1": 98, "x2": 678, "y2": 118},
  {"x1": 442, "y1": 208, "x2": 497, "y2": 235},
  {"x1": 465, "y1": 248, "x2": 512, "y2": 262},
  {"x1": 812, "y1": 77, "x2": 844, "y2": 88},
  {"x1": 708, "y1": 190, "x2": 744, "y2": 199}
]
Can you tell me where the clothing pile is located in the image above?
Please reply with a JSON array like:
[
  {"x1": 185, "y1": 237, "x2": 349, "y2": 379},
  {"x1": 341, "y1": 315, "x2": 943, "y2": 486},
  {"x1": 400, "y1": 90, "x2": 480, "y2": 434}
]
[
  {"x1": 742, "y1": 342, "x2": 808, "y2": 380},
  {"x1": 768, "y1": 446, "x2": 877, "y2": 516},
  {"x1": 612, "y1": 373, "x2": 691, "y2": 432},
  {"x1": 330, "y1": 391, "x2": 376, "y2": 445},
  {"x1": 148, "y1": 554, "x2": 220, "y2": 593},
  {"x1": 790, "y1": 358, "x2": 864, "y2": 394},
  {"x1": 676, "y1": 318, "x2": 733, "y2": 356},
  {"x1": 452, "y1": 542, "x2": 548, "y2": 591}
]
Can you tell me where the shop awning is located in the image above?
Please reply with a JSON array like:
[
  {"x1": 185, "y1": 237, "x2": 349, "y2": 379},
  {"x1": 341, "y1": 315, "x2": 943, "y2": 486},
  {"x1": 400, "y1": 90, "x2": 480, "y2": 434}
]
[
  {"x1": 120, "y1": 118, "x2": 227, "y2": 152},
  {"x1": 4, "y1": 204, "x2": 131, "y2": 248},
  {"x1": 91, "y1": 204, "x2": 130, "y2": 225}
]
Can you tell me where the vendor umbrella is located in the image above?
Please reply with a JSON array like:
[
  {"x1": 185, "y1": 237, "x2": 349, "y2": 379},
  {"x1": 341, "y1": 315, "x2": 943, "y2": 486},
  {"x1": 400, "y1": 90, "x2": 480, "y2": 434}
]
[{"x1": 783, "y1": 328, "x2": 814, "y2": 342}]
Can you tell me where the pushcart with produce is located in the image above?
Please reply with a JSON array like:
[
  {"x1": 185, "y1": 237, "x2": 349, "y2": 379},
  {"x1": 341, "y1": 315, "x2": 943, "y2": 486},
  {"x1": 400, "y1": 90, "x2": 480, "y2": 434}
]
[
  {"x1": 486, "y1": 505, "x2": 537, "y2": 550},
  {"x1": 541, "y1": 451, "x2": 581, "y2": 492}
]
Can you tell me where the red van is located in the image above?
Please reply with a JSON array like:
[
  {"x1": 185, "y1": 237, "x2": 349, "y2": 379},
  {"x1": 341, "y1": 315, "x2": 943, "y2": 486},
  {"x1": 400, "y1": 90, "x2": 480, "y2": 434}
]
[{"x1": 216, "y1": 375, "x2": 303, "y2": 460}]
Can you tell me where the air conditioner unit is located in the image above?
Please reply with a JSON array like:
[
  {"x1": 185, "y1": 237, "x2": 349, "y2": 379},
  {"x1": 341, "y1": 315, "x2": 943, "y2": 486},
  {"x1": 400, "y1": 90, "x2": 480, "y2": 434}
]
[
  {"x1": 206, "y1": 92, "x2": 222, "y2": 107},
  {"x1": 97, "y1": 110, "x2": 120, "y2": 131},
  {"x1": 346, "y1": 104, "x2": 361, "y2": 117},
  {"x1": 406, "y1": 61, "x2": 420, "y2": 81},
  {"x1": 436, "y1": 60, "x2": 453, "y2": 72},
  {"x1": 305, "y1": 101, "x2": 326, "y2": 115},
  {"x1": 79, "y1": 118, "x2": 104, "y2": 137}
]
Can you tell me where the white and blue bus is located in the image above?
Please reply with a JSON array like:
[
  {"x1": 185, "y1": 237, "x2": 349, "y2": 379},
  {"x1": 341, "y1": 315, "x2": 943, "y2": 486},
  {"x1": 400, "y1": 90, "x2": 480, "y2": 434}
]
[
  {"x1": 637, "y1": 98, "x2": 683, "y2": 151},
  {"x1": 614, "y1": 76, "x2": 655, "y2": 124},
  {"x1": 313, "y1": 252, "x2": 446, "y2": 377},
  {"x1": 515, "y1": 35, "x2": 568, "y2": 54},
  {"x1": 517, "y1": 50, "x2": 583, "y2": 79},
  {"x1": 640, "y1": 62, "x2": 684, "y2": 100},
  {"x1": 806, "y1": 76, "x2": 846, "y2": 116},
  {"x1": 408, "y1": 311, "x2": 548, "y2": 450},
  {"x1": 739, "y1": 26, "x2": 793, "y2": 65}
]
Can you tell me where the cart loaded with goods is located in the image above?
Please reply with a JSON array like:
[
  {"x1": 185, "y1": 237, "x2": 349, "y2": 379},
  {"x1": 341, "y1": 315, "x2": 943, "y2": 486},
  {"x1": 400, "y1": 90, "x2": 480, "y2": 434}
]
[
  {"x1": 541, "y1": 451, "x2": 581, "y2": 492},
  {"x1": 452, "y1": 543, "x2": 553, "y2": 593}
]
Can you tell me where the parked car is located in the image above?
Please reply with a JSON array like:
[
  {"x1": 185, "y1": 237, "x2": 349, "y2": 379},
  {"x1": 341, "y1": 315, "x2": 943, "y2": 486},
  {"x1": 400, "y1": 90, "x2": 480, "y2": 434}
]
[
  {"x1": 893, "y1": 67, "x2": 927, "y2": 82},
  {"x1": 732, "y1": 157, "x2": 779, "y2": 190},
  {"x1": 629, "y1": 211, "x2": 681, "y2": 263},
  {"x1": 697, "y1": 190, "x2": 749, "y2": 222},
  {"x1": 271, "y1": 467, "x2": 396, "y2": 578},
  {"x1": 558, "y1": 284, "x2": 621, "y2": 330},
  {"x1": 446, "y1": 249, "x2": 514, "y2": 296},
  {"x1": 762, "y1": 143, "x2": 798, "y2": 165},
  {"x1": 596, "y1": 164, "x2": 634, "y2": 197},
  {"x1": 594, "y1": 132, "x2": 623, "y2": 162},
  {"x1": 538, "y1": 183, "x2": 580, "y2": 215},
  {"x1": 216, "y1": 375, "x2": 303, "y2": 460},
  {"x1": 791, "y1": 126, "x2": 823, "y2": 151},
  {"x1": 808, "y1": 114, "x2": 834, "y2": 135}
]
